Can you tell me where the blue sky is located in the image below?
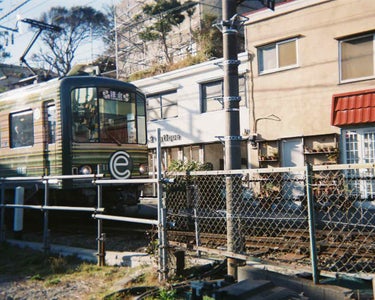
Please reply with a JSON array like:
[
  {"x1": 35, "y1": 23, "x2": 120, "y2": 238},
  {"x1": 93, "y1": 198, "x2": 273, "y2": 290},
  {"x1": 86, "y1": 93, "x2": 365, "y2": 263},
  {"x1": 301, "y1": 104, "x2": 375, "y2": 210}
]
[{"x1": 0, "y1": 0, "x2": 116, "y2": 65}]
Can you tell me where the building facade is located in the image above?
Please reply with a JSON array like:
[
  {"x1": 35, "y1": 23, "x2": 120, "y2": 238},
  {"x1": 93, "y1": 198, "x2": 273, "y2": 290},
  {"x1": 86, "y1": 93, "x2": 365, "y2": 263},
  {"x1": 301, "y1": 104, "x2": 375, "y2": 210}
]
[
  {"x1": 132, "y1": 52, "x2": 251, "y2": 171},
  {"x1": 133, "y1": 0, "x2": 375, "y2": 176},
  {"x1": 245, "y1": 0, "x2": 375, "y2": 170}
]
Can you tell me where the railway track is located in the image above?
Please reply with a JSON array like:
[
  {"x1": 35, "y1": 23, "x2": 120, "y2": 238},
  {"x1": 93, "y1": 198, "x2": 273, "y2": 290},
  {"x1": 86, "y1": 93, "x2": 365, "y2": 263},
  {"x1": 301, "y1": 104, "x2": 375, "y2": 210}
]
[{"x1": 167, "y1": 228, "x2": 375, "y2": 270}]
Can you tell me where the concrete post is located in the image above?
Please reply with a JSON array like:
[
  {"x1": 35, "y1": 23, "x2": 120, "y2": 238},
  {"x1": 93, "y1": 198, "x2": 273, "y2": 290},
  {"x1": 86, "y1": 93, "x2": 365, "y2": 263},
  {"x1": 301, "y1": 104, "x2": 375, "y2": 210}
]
[
  {"x1": 222, "y1": 0, "x2": 243, "y2": 279},
  {"x1": 306, "y1": 163, "x2": 319, "y2": 284},
  {"x1": 157, "y1": 128, "x2": 168, "y2": 281},
  {"x1": 0, "y1": 183, "x2": 5, "y2": 242},
  {"x1": 43, "y1": 180, "x2": 50, "y2": 255},
  {"x1": 13, "y1": 186, "x2": 24, "y2": 238}
]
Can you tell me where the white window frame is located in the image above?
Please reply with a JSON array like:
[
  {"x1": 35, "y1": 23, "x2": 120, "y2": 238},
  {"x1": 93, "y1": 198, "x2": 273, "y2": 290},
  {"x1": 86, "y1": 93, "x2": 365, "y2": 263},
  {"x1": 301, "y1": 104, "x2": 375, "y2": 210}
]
[
  {"x1": 342, "y1": 127, "x2": 375, "y2": 164},
  {"x1": 257, "y1": 38, "x2": 299, "y2": 75},
  {"x1": 200, "y1": 76, "x2": 247, "y2": 113},
  {"x1": 339, "y1": 33, "x2": 375, "y2": 83},
  {"x1": 147, "y1": 90, "x2": 178, "y2": 121},
  {"x1": 342, "y1": 127, "x2": 375, "y2": 199}
]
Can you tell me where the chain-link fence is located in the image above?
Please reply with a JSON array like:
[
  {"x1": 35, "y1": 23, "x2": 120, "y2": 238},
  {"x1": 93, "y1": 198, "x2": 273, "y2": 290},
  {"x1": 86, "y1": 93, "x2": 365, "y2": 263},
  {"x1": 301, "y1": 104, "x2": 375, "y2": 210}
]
[{"x1": 165, "y1": 164, "x2": 375, "y2": 276}]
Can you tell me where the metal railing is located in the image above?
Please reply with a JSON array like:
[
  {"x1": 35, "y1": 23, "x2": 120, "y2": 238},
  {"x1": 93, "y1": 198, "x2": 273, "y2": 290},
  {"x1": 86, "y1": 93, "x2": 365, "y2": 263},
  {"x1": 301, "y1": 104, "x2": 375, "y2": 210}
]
[
  {"x1": 0, "y1": 174, "x2": 104, "y2": 252},
  {"x1": 0, "y1": 173, "x2": 167, "y2": 279}
]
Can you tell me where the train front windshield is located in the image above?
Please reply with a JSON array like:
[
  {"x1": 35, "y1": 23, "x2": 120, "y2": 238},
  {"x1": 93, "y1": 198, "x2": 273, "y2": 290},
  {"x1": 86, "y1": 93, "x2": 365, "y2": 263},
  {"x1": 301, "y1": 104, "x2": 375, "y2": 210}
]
[{"x1": 71, "y1": 87, "x2": 146, "y2": 144}]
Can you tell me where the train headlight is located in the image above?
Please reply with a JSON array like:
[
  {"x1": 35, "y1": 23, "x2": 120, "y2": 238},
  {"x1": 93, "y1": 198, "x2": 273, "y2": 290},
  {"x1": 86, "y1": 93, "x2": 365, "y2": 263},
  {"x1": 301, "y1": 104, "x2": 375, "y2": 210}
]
[
  {"x1": 79, "y1": 165, "x2": 93, "y2": 175},
  {"x1": 139, "y1": 164, "x2": 148, "y2": 175}
]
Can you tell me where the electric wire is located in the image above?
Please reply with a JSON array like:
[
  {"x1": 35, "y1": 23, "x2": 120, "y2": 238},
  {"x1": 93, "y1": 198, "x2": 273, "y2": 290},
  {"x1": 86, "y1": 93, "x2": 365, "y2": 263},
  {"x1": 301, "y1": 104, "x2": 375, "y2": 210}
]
[{"x1": 0, "y1": 0, "x2": 112, "y2": 65}]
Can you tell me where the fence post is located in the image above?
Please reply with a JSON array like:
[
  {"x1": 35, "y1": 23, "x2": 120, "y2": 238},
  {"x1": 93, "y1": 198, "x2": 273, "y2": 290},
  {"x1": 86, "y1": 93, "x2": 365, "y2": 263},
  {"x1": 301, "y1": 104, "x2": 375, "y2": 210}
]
[
  {"x1": 187, "y1": 184, "x2": 201, "y2": 257},
  {"x1": 43, "y1": 179, "x2": 50, "y2": 255},
  {"x1": 157, "y1": 128, "x2": 168, "y2": 281},
  {"x1": 0, "y1": 181, "x2": 5, "y2": 242},
  {"x1": 13, "y1": 186, "x2": 24, "y2": 239},
  {"x1": 193, "y1": 208, "x2": 201, "y2": 257},
  {"x1": 305, "y1": 163, "x2": 319, "y2": 284},
  {"x1": 96, "y1": 180, "x2": 105, "y2": 266}
]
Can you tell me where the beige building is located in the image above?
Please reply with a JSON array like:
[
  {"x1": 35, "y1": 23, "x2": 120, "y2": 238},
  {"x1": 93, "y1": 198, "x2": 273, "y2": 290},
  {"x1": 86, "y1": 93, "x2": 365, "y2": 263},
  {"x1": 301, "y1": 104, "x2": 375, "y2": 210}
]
[{"x1": 245, "y1": 0, "x2": 375, "y2": 169}]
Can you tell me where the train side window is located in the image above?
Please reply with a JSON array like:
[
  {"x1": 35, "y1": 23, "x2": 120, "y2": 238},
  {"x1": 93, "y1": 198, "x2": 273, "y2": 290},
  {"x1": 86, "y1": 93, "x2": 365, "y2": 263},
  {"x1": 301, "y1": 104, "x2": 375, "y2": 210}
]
[
  {"x1": 44, "y1": 102, "x2": 56, "y2": 144},
  {"x1": 71, "y1": 87, "x2": 98, "y2": 142},
  {"x1": 10, "y1": 110, "x2": 34, "y2": 148},
  {"x1": 136, "y1": 93, "x2": 147, "y2": 144}
]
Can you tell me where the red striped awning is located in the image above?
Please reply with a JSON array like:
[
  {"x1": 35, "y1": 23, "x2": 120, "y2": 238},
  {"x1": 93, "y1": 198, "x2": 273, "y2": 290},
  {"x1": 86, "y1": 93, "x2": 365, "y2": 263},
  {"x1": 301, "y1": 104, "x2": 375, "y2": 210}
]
[{"x1": 331, "y1": 89, "x2": 375, "y2": 126}]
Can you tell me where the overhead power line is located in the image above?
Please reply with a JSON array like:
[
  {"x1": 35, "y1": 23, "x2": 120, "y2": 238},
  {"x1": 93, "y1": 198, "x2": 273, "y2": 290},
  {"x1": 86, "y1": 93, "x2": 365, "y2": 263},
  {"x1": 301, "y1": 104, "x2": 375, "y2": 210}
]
[{"x1": 0, "y1": 0, "x2": 32, "y2": 22}]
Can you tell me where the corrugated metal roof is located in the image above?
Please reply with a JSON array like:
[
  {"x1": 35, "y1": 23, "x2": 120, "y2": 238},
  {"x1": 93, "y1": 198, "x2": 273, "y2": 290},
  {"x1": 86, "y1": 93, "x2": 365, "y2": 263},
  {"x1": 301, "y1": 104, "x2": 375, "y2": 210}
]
[{"x1": 331, "y1": 89, "x2": 375, "y2": 126}]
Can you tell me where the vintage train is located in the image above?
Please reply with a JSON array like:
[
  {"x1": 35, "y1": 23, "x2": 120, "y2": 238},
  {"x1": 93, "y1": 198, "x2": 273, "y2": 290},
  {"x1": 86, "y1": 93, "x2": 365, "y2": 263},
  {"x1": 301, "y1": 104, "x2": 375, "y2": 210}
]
[{"x1": 0, "y1": 66, "x2": 149, "y2": 212}]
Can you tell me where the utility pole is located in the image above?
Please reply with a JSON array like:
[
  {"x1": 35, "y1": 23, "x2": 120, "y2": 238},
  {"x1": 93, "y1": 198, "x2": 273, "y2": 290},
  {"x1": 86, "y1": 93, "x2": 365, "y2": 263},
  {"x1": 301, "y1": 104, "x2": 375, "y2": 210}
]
[
  {"x1": 113, "y1": 2, "x2": 119, "y2": 79},
  {"x1": 221, "y1": 0, "x2": 275, "y2": 279},
  {"x1": 222, "y1": 0, "x2": 243, "y2": 279}
]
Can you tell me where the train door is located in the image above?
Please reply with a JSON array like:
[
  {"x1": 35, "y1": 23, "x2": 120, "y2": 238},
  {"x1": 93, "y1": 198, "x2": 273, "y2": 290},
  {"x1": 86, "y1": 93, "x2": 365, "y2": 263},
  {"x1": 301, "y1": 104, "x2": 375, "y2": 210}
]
[
  {"x1": 42, "y1": 101, "x2": 56, "y2": 175},
  {"x1": 281, "y1": 138, "x2": 304, "y2": 200}
]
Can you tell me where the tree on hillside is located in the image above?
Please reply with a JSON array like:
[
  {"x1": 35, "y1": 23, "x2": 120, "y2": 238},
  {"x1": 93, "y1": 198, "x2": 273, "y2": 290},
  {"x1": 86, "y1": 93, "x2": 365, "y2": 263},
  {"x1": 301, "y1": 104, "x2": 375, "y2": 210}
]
[
  {"x1": 32, "y1": 6, "x2": 109, "y2": 76},
  {"x1": 94, "y1": 4, "x2": 117, "y2": 76},
  {"x1": 192, "y1": 13, "x2": 223, "y2": 59},
  {"x1": 101, "y1": 4, "x2": 116, "y2": 58},
  {"x1": 137, "y1": 0, "x2": 196, "y2": 64},
  {"x1": 92, "y1": 55, "x2": 116, "y2": 77}
]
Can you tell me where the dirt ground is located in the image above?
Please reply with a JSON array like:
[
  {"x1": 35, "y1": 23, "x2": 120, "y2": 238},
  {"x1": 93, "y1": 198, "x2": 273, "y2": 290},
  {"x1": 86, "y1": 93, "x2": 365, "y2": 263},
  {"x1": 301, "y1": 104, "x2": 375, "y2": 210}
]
[{"x1": 0, "y1": 238, "x2": 158, "y2": 299}]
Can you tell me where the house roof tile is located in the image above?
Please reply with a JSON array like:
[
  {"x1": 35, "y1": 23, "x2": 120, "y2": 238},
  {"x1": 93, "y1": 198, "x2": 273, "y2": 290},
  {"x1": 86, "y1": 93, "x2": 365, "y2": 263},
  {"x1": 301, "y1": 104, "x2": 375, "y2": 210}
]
[{"x1": 332, "y1": 89, "x2": 375, "y2": 126}]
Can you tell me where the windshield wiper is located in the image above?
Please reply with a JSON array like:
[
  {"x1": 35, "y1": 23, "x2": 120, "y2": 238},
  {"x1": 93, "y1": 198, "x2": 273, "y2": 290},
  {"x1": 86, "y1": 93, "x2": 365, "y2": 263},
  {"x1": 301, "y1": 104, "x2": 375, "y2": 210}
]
[{"x1": 104, "y1": 128, "x2": 122, "y2": 146}]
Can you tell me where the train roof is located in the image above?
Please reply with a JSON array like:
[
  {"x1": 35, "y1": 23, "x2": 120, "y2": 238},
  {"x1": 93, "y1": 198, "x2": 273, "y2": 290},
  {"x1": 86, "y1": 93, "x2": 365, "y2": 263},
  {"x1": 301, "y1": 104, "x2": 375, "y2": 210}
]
[
  {"x1": 0, "y1": 77, "x2": 59, "y2": 100},
  {"x1": 0, "y1": 74, "x2": 139, "y2": 102}
]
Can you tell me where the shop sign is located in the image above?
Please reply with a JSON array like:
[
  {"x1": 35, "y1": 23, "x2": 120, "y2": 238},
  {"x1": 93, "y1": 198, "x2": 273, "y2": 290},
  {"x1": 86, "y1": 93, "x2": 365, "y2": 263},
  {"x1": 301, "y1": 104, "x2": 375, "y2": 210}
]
[{"x1": 148, "y1": 134, "x2": 182, "y2": 143}]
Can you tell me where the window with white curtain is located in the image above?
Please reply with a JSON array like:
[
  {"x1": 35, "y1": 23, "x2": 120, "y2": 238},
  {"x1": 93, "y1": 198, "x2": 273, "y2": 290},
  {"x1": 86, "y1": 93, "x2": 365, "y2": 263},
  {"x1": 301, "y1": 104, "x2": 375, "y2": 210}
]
[
  {"x1": 258, "y1": 38, "x2": 298, "y2": 74},
  {"x1": 339, "y1": 34, "x2": 374, "y2": 82}
]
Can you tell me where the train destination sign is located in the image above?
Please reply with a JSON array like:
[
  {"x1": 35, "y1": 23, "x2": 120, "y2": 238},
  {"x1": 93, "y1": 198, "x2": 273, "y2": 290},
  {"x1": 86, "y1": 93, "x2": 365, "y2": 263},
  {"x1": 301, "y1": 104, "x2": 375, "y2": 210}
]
[{"x1": 101, "y1": 89, "x2": 130, "y2": 102}]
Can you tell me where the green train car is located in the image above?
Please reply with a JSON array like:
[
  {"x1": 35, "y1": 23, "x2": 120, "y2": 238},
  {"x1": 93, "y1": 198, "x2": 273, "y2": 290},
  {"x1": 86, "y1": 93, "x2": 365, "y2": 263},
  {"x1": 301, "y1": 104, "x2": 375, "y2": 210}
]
[{"x1": 0, "y1": 70, "x2": 148, "y2": 211}]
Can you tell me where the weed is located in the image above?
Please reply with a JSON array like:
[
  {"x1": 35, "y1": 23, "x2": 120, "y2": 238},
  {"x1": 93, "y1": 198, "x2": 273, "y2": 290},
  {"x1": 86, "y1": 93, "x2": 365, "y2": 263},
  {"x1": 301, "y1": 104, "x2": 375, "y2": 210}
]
[
  {"x1": 31, "y1": 274, "x2": 44, "y2": 281},
  {"x1": 49, "y1": 256, "x2": 68, "y2": 273},
  {"x1": 159, "y1": 288, "x2": 177, "y2": 300},
  {"x1": 46, "y1": 277, "x2": 61, "y2": 285}
]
